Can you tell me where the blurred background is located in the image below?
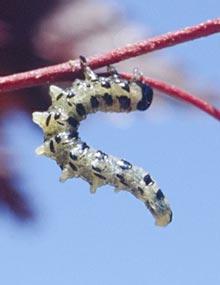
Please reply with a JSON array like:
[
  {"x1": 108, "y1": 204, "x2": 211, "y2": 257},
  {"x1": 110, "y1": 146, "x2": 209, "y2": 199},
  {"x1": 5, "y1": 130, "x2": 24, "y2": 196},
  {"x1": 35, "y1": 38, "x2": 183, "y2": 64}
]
[{"x1": 0, "y1": 0, "x2": 219, "y2": 284}]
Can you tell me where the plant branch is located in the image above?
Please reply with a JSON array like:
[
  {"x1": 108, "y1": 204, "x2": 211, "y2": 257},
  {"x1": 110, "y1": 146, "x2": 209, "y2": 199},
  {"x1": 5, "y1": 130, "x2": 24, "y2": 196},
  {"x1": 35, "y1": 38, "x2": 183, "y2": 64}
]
[
  {"x1": 0, "y1": 18, "x2": 219, "y2": 120},
  {"x1": 0, "y1": 18, "x2": 219, "y2": 92},
  {"x1": 122, "y1": 73, "x2": 220, "y2": 120}
]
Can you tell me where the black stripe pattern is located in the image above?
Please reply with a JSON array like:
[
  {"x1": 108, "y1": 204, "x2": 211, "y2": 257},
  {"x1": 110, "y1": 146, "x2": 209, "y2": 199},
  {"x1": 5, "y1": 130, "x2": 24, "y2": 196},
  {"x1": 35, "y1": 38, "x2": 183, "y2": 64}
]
[{"x1": 32, "y1": 57, "x2": 172, "y2": 227}]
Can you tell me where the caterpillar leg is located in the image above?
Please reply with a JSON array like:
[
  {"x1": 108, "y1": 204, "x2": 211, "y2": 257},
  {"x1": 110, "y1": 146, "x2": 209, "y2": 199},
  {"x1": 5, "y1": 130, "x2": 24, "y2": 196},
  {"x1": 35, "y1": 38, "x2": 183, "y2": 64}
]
[
  {"x1": 107, "y1": 64, "x2": 119, "y2": 78},
  {"x1": 79, "y1": 55, "x2": 98, "y2": 81},
  {"x1": 132, "y1": 67, "x2": 143, "y2": 82}
]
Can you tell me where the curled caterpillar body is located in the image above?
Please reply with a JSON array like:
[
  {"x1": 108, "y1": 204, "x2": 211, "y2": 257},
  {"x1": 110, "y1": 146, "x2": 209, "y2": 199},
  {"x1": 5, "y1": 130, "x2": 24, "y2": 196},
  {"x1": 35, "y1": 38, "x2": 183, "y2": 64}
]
[{"x1": 33, "y1": 57, "x2": 172, "y2": 226}]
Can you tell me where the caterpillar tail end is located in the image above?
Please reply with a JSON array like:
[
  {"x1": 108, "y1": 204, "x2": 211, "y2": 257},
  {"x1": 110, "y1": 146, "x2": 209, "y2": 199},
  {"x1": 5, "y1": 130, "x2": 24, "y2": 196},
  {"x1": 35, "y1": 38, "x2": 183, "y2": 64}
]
[
  {"x1": 154, "y1": 210, "x2": 173, "y2": 227},
  {"x1": 144, "y1": 195, "x2": 173, "y2": 227}
]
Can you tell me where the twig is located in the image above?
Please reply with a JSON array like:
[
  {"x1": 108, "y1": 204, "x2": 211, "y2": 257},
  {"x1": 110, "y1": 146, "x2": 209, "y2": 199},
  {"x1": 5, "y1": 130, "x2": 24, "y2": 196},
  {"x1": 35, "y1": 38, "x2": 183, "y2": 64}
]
[
  {"x1": 0, "y1": 18, "x2": 219, "y2": 92},
  {"x1": 122, "y1": 73, "x2": 220, "y2": 120},
  {"x1": 0, "y1": 18, "x2": 219, "y2": 120}
]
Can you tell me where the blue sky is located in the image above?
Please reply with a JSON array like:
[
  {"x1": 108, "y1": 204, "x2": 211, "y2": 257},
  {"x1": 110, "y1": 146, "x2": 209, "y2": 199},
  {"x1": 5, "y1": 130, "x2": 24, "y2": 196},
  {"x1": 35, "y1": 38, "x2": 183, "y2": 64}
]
[{"x1": 0, "y1": 1, "x2": 220, "y2": 284}]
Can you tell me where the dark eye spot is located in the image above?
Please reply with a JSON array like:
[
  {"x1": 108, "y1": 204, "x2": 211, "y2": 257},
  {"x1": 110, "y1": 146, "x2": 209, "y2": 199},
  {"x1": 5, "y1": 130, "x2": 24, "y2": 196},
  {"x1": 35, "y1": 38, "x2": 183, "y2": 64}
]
[
  {"x1": 55, "y1": 134, "x2": 61, "y2": 144},
  {"x1": 156, "y1": 189, "x2": 165, "y2": 200},
  {"x1": 68, "y1": 130, "x2": 79, "y2": 139},
  {"x1": 81, "y1": 142, "x2": 89, "y2": 150},
  {"x1": 76, "y1": 103, "x2": 86, "y2": 116},
  {"x1": 54, "y1": 112, "x2": 61, "y2": 120},
  {"x1": 69, "y1": 151, "x2": 78, "y2": 160},
  {"x1": 96, "y1": 150, "x2": 108, "y2": 159},
  {"x1": 56, "y1": 93, "x2": 63, "y2": 101},
  {"x1": 67, "y1": 117, "x2": 79, "y2": 128},
  {"x1": 118, "y1": 159, "x2": 132, "y2": 170},
  {"x1": 103, "y1": 93, "x2": 113, "y2": 106},
  {"x1": 118, "y1": 96, "x2": 131, "y2": 110},
  {"x1": 46, "y1": 114, "x2": 52, "y2": 127},
  {"x1": 116, "y1": 174, "x2": 123, "y2": 179},
  {"x1": 116, "y1": 174, "x2": 128, "y2": 186},
  {"x1": 69, "y1": 162, "x2": 78, "y2": 171},
  {"x1": 143, "y1": 174, "x2": 153, "y2": 185},
  {"x1": 56, "y1": 121, "x2": 65, "y2": 126},
  {"x1": 49, "y1": 140, "x2": 55, "y2": 153},
  {"x1": 92, "y1": 166, "x2": 102, "y2": 173},
  {"x1": 94, "y1": 173, "x2": 106, "y2": 180},
  {"x1": 90, "y1": 96, "x2": 99, "y2": 108},
  {"x1": 67, "y1": 90, "x2": 75, "y2": 98}
]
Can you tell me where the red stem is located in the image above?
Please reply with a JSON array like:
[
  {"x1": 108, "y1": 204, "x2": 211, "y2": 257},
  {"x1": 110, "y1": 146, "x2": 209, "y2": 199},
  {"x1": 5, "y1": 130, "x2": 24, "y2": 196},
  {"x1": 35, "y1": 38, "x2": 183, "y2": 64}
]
[
  {"x1": 122, "y1": 73, "x2": 220, "y2": 120},
  {"x1": 0, "y1": 18, "x2": 219, "y2": 92},
  {"x1": 0, "y1": 18, "x2": 219, "y2": 120}
]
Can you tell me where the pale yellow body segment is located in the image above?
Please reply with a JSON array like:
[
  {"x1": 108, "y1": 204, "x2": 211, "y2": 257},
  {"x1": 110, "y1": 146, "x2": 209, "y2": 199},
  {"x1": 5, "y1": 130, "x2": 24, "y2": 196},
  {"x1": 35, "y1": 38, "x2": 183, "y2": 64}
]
[{"x1": 33, "y1": 59, "x2": 172, "y2": 226}]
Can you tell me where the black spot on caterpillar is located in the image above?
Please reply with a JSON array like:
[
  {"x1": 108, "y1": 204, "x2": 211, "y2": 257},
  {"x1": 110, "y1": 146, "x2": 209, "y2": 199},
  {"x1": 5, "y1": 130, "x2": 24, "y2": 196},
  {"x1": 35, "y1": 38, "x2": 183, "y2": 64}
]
[{"x1": 32, "y1": 56, "x2": 172, "y2": 227}]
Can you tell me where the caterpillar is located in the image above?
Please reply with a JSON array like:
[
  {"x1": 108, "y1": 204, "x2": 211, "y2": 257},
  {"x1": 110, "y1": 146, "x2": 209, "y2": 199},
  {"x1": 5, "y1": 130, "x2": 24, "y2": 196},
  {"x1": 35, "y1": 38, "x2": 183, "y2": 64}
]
[{"x1": 32, "y1": 56, "x2": 172, "y2": 226}]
